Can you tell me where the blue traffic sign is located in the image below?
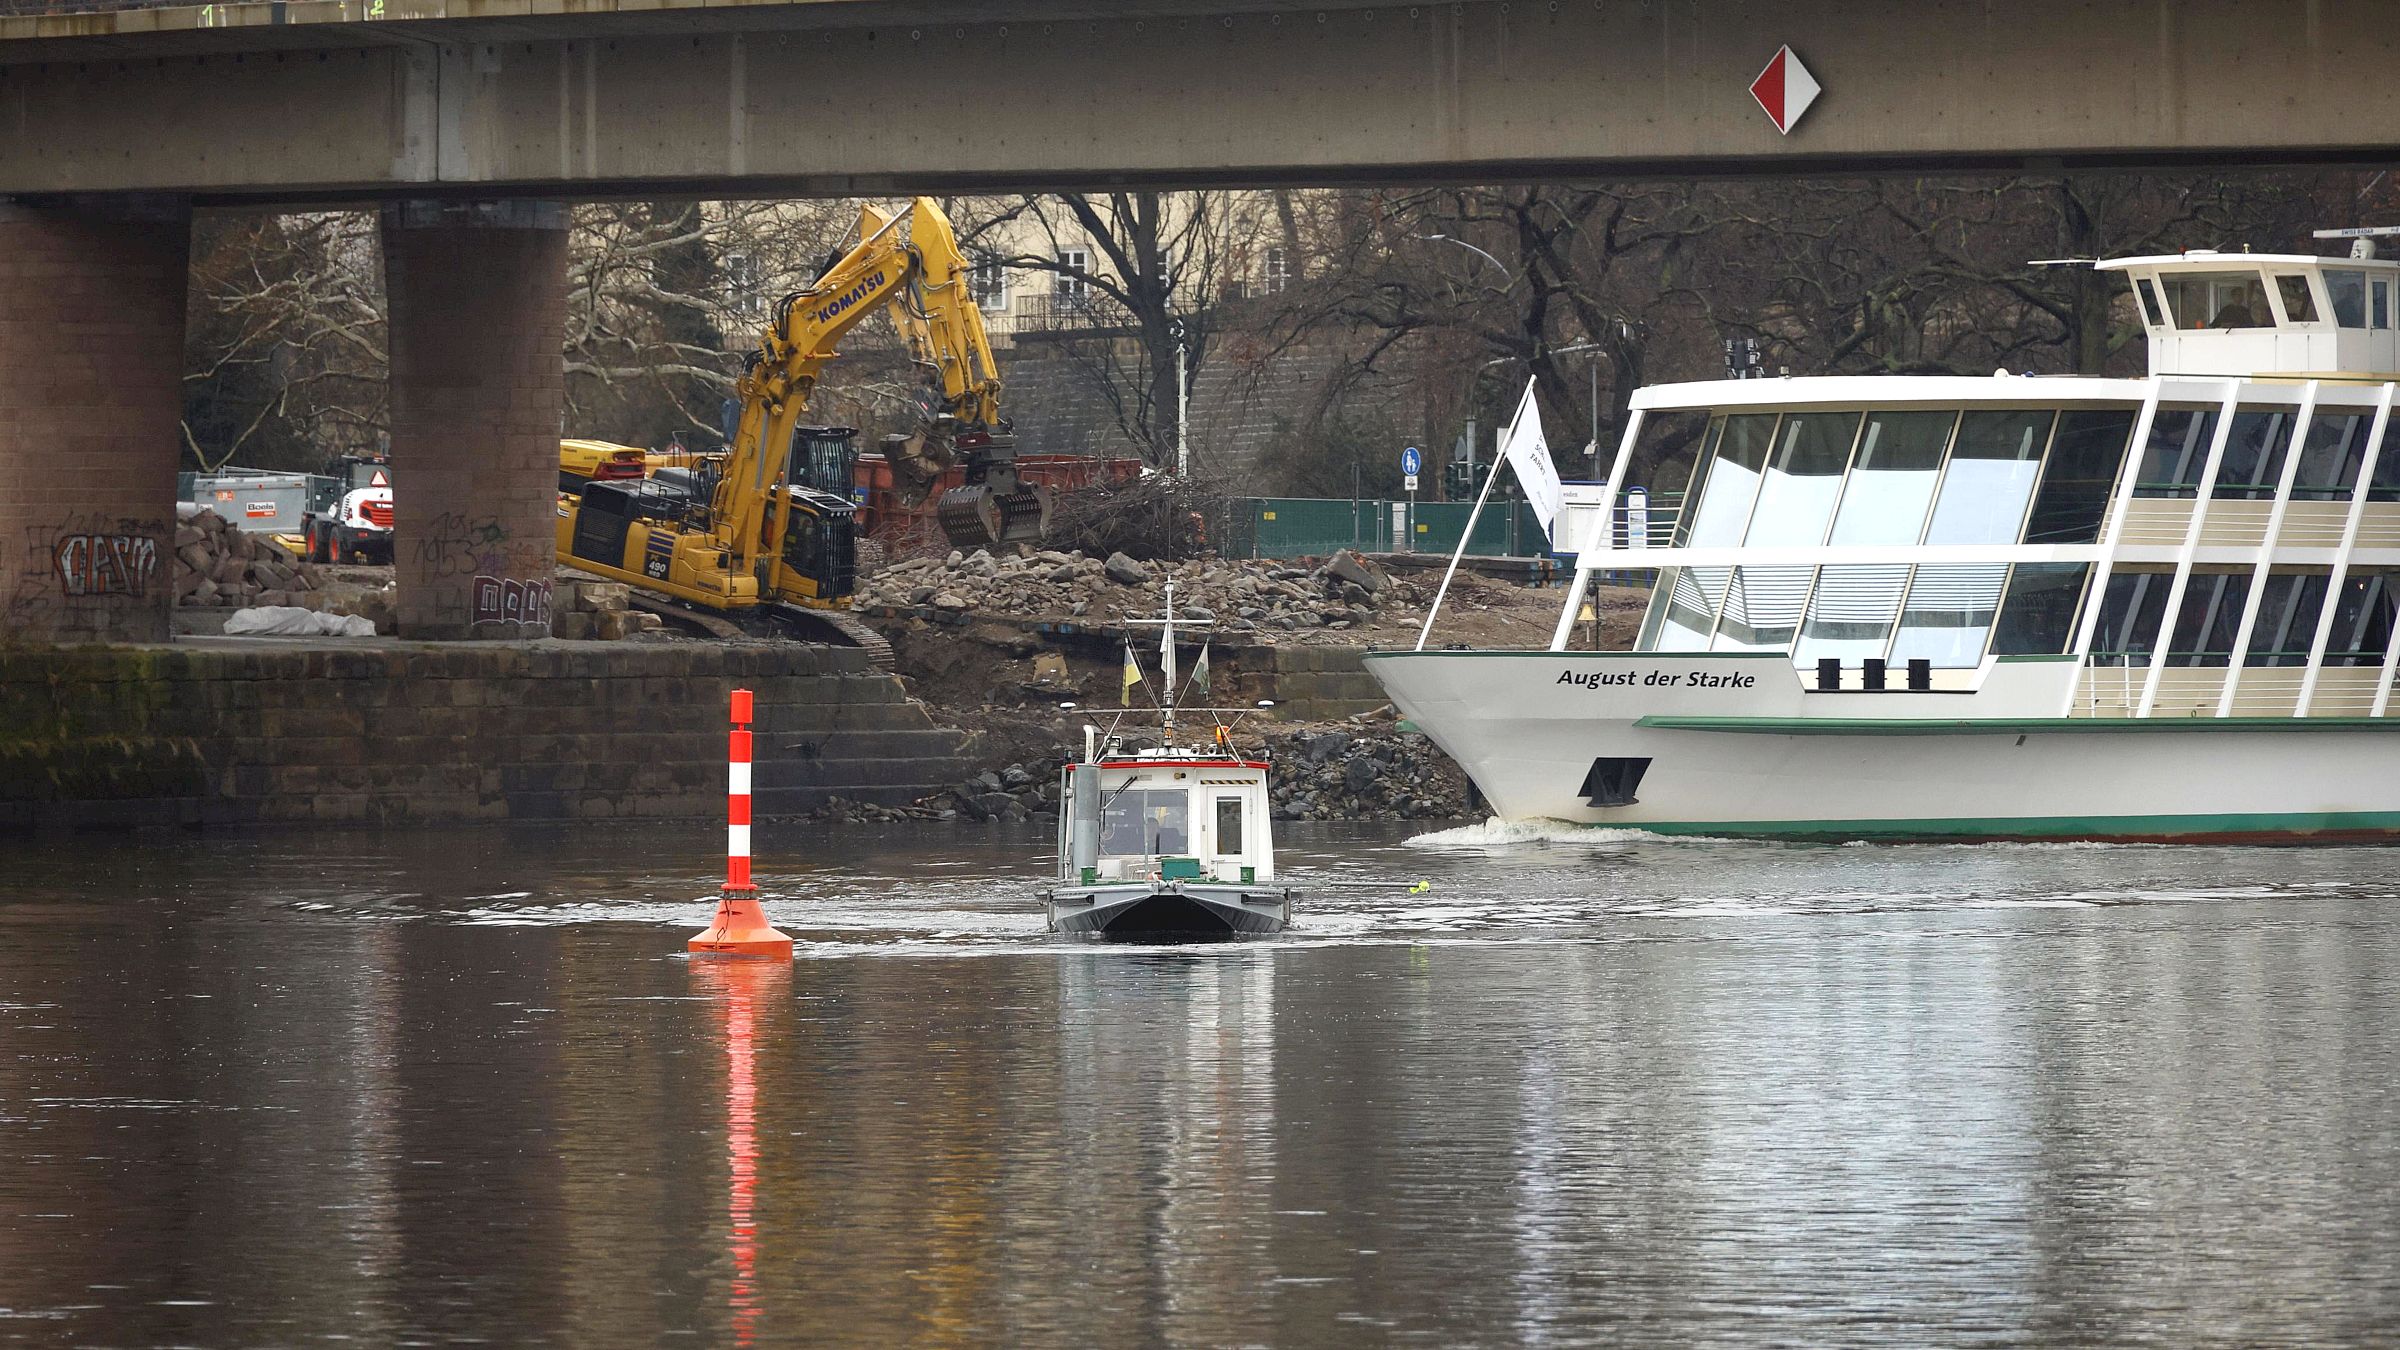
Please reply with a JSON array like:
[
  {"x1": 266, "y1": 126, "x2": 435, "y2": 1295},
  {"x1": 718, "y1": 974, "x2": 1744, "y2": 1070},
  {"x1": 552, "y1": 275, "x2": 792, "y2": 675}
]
[{"x1": 1400, "y1": 446, "x2": 1422, "y2": 476}]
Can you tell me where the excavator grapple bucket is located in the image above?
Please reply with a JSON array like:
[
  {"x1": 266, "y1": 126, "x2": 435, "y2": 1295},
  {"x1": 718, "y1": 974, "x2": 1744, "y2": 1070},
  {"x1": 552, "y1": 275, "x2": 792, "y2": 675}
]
[{"x1": 936, "y1": 482, "x2": 1053, "y2": 549}]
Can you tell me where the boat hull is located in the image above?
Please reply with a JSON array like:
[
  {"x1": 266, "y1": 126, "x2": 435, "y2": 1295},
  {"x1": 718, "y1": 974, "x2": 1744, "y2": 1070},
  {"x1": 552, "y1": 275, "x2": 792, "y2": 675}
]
[
  {"x1": 1366, "y1": 651, "x2": 2400, "y2": 842},
  {"x1": 1045, "y1": 882, "x2": 1291, "y2": 938}
]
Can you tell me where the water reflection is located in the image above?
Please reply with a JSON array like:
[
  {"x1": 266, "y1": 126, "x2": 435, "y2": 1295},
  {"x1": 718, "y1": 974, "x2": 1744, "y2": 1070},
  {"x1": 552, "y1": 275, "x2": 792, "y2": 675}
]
[{"x1": 1, "y1": 823, "x2": 2398, "y2": 1346}]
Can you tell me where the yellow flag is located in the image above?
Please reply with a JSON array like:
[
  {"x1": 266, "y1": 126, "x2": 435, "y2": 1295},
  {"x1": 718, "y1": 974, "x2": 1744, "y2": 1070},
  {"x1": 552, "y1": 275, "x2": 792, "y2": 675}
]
[{"x1": 1121, "y1": 644, "x2": 1143, "y2": 706}]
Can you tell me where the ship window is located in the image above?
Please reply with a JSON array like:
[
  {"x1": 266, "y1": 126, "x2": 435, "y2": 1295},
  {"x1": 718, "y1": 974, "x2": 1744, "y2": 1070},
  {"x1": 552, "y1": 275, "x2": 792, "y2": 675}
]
[
  {"x1": 2293, "y1": 412, "x2": 2371, "y2": 497},
  {"x1": 1991, "y1": 564, "x2": 2093, "y2": 655},
  {"x1": 1654, "y1": 566, "x2": 1733, "y2": 651},
  {"x1": 2213, "y1": 408, "x2": 2300, "y2": 499},
  {"x1": 2324, "y1": 572, "x2": 2398, "y2": 666},
  {"x1": 2165, "y1": 572, "x2": 2252, "y2": 667},
  {"x1": 2274, "y1": 274, "x2": 2321, "y2": 325},
  {"x1": 1213, "y1": 797, "x2": 1244, "y2": 856},
  {"x1": 1099, "y1": 789, "x2": 1190, "y2": 856},
  {"x1": 2025, "y1": 410, "x2": 2134, "y2": 542},
  {"x1": 2376, "y1": 279, "x2": 2393, "y2": 330},
  {"x1": 2134, "y1": 408, "x2": 2217, "y2": 497},
  {"x1": 1683, "y1": 414, "x2": 1777, "y2": 546},
  {"x1": 1795, "y1": 564, "x2": 1910, "y2": 664},
  {"x1": 1827, "y1": 411, "x2": 1950, "y2": 545},
  {"x1": 2245, "y1": 573, "x2": 2329, "y2": 667},
  {"x1": 1923, "y1": 410, "x2": 2050, "y2": 544},
  {"x1": 1745, "y1": 412, "x2": 1858, "y2": 546},
  {"x1": 2139, "y1": 278, "x2": 2173, "y2": 329},
  {"x1": 1713, "y1": 565, "x2": 1813, "y2": 653},
  {"x1": 1889, "y1": 564, "x2": 2008, "y2": 668},
  {"x1": 2090, "y1": 572, "x2": 2174, "y2": 666},
  {"x1": 2162, "y1": 271, "x2": 2270, "y2": 329},
  {"x1": 2327, "y1": 270, "x2": 2369, "y2": 328}
]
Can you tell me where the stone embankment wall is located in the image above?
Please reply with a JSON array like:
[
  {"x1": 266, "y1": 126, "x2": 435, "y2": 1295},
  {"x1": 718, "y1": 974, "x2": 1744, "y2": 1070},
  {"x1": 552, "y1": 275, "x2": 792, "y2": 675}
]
[{"x1": 0, "y1": 641, "x2": 972, "y2": 830}]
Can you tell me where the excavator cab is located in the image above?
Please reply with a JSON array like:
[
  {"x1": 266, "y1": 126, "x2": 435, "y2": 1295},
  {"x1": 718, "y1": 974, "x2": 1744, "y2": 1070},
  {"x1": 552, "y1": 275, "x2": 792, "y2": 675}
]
[
  {"x1": 936, "y1": 429, "x2": 1053, "y2": 549},
  {"x1": 771, "y1": 485, "x2": 859, "y2": 605}
]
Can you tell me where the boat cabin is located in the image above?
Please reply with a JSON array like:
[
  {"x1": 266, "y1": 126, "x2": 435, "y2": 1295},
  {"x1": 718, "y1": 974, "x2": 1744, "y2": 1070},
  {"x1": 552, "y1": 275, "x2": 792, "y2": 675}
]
[
  {"x1": 1057, "y1": 750, "x2": 1276, "y2": 886},
  {"x1": 2105, "y1": 249, "x2": 2400, "y2": 378}
]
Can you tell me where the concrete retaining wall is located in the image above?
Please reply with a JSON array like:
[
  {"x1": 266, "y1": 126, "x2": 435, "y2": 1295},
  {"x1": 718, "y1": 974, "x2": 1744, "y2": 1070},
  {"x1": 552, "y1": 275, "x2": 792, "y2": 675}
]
[
  {"x1": 0, "y1": 639, "x2": 974, "y2": 830},
  {"x1": 1254, "y1": 645, "x2": 1389, "y2": 722}
]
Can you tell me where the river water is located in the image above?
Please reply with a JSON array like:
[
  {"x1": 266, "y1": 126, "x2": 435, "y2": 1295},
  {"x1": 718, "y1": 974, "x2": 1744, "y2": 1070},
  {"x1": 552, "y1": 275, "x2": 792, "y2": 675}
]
[{"x1": 3, "y1": 820, "x2": 2398, "y2": 1347}]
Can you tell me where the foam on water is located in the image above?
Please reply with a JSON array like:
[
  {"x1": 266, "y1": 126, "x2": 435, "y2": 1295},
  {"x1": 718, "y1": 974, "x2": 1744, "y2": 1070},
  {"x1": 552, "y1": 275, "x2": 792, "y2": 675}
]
[{"x1": 1403, "y1": 817, "x2": 1663, "y2": 850}]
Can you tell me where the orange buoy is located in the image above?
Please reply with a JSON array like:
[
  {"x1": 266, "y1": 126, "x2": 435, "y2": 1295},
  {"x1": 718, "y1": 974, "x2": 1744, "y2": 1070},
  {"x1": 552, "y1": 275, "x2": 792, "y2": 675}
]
[{"x1": 690, "y1": 688, "x2": 793, "y2": 958}]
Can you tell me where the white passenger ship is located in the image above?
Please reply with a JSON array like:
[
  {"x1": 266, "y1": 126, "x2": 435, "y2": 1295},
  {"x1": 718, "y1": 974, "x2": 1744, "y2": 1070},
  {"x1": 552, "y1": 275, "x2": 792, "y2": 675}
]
[{"x1": 1368, "y1": 238, "x2": 2400, "y2": 841}]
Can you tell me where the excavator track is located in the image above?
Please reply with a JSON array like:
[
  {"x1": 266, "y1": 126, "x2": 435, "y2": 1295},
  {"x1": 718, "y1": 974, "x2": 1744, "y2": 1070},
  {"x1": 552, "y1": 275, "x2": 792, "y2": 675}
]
[
  {"x1": 625, "y1": 593, "x2": 894, "y2": 670},
  {"x1": 767, "y1": 603, "x2": 897, "y2": 672}
]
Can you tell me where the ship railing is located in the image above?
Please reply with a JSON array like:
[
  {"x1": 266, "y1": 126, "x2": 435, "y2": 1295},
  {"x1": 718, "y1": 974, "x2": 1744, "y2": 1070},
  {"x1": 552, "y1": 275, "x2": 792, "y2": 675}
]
[{"x1": 2077, "y1": 658, "x2": 2392, "y2": 718}]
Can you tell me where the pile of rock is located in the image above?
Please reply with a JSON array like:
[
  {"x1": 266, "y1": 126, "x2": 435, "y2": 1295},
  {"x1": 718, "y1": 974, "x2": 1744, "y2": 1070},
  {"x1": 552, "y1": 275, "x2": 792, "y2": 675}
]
[
  {"x1": 855, "y1": 547, "x2": 1422, "y2": 637},
  {"x1": 551, "y1": 580, "x2": 667, "y2": 641},
  {"x1": 174, "y1": 507, "x2": 324, "y2": 609},
  {"x1": 1262, "y1": 726, "x2": 1469, "y2": 822}
]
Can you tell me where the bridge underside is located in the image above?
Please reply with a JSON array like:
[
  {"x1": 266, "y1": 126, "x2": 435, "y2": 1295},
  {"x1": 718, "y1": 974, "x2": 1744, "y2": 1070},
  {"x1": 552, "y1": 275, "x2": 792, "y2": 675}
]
[{"x1": 4, "y1": 0, "x2": 2396, "y2": 202}]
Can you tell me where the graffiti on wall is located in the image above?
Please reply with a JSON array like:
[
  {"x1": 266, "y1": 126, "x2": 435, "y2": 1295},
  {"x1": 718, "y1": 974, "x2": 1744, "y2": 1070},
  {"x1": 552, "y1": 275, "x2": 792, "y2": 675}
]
[
  {"x1": 471, "y1": 575, "x2": 554, "y2": 630},
  {"x1": 52, "y1": 532, "x2": 163, "y2": 598}
]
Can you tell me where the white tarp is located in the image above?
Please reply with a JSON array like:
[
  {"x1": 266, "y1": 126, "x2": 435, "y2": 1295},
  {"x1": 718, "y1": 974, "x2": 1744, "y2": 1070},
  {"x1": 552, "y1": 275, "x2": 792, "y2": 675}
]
[
  {"x1": 222, "y1": 607, "x2": 378, "y2": 638},
  {"x1": 1500, "y1": 377, "x2": 1565, "y2": 542}
]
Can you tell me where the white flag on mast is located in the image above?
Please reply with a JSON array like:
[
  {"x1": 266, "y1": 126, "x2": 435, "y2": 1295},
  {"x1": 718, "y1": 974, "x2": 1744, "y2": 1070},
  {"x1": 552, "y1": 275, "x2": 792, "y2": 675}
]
[{"x1": 1500, "y1": 376, "x2": 1565, "y2": 542}]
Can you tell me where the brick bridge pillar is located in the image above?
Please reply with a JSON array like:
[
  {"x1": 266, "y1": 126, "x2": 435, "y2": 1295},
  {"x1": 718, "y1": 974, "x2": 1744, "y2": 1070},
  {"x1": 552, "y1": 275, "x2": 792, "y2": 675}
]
[
  {"x1": 380, "y1": 201, "x2": 570, "y2": 640},
  {"x1": 0, "y1": 197, "x2": 190, "y2": 645}
]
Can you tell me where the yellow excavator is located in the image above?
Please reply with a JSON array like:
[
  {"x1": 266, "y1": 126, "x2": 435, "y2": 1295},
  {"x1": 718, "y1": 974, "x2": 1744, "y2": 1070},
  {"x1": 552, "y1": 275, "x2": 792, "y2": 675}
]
[{"x1": 555, "y1": 197, "x2": 1047, "y2": 650}]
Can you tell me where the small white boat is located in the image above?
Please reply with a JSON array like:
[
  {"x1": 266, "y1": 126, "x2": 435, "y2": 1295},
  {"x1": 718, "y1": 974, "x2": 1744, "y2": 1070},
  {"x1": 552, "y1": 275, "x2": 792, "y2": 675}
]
[{"x1": 1042, "y1": 583, "x2": 1293, "y2": 938}]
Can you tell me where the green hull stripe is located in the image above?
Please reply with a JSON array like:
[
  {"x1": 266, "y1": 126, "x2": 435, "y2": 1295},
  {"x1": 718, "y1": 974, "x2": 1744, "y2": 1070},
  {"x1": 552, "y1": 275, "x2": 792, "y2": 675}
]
[
  {"x1": 1361, "y1": 650, "x2": 1787, "y2": 662},
  {"x1": 1635, "y1": 715, "x2": 2400, "y2": 735},
  {"x1": 1621, "y1": 810, "x2": 2400, "y2": 840}
]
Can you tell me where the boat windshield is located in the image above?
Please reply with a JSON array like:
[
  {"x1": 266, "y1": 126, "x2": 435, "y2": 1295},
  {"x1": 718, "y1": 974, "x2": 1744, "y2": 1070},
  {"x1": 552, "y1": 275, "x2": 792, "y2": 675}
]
[{"x1": 1100, "y1": 789, "x2": 1190, "y2": 856}]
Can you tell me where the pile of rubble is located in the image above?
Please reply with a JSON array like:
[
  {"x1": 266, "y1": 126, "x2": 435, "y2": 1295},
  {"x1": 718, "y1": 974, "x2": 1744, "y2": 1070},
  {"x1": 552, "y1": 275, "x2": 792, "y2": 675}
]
[
  {"x1": 856, "y1": 547, "x2": 1425, "y2": 636},
  {"x1": 1262, "y1": 725, "x2": 1469, "y2": 822},
  {"x1": 174, "y1": 506, "x2": 324, "y2": 609},
  {"x1": 806, "y1": 723, "x2": 1469, "y2": 827}
]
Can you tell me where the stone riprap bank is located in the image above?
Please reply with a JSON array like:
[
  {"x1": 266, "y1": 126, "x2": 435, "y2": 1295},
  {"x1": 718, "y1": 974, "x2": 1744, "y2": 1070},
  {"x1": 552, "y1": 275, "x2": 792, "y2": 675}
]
[{"x1": 0, "y1": 640, "x2": 972, "y2": 830}]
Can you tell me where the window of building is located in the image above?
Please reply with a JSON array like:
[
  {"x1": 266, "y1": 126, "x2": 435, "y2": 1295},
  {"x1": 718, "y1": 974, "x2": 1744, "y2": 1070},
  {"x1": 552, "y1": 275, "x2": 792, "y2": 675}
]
[
  {"x1": 2135, "y1": 408, "x2": 2218, "y2": 497},
  {"x1": 2328, "y1": 269, "x2": 2369, "y2": 328},
  {"x1": 2273, "y1": 273, "x2": 2321, "y2": 324},
  {"x1": 2324, "y1": 573, "x2": 2398, "y2": 666},
  {"x1": 1991, "y1": 564, "x2": 2093, "y2": 656},
  {"x1": 969, "y1": 256, "x2": 1009, "y2": 311},
  {"x1": 1923, "y1": 410, "x2": 2051, "y2": 544},
  {"x1": 1056, "y1": 249, "x2": 1091, "y2": 307},
  {"x1": 1889, "y1": 563, "x2": 2009, "y2": 668},
  {"x1": 2161, "y1": 271, "x2": 2271, "y2": 329},
  {"x1": 2213, "y1": 408, "x2": 2300, "y2": 499},
  {"x1": 723, "y1": 252, "x2": 763, "y2": 320},
  {"x1": 2025, "y1": 410, "x2": 2135, "y2": 542},
  {"x1": 1263, "y1": 245, "x2": 1291, "y2": 294},
  {"x1": 2245, "y1": 573, "x2": 2329, "y2": 667}
]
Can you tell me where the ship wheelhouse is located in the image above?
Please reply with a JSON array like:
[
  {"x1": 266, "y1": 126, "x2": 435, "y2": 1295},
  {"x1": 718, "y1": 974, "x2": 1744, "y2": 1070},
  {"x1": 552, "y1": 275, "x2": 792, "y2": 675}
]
[{"x1": 1563, "y1": 248, "x2": 2400, "y2": 720}]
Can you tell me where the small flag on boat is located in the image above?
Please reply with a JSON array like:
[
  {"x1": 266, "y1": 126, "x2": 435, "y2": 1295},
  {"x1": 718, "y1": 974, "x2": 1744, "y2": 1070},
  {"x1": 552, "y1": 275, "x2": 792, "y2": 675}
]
[
  {"x1": 1192, "y1": 643, "x2": 1211, "y2": 699},
  {"x1": 1121, "y1": 643, "x2": 1143, "y2": 706}
]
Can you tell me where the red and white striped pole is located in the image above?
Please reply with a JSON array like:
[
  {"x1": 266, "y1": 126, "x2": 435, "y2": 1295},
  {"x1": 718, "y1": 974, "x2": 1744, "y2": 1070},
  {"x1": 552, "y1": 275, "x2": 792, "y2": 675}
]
[{"x1": 690, "y1": 688, "x2": 793, "y2": 958}]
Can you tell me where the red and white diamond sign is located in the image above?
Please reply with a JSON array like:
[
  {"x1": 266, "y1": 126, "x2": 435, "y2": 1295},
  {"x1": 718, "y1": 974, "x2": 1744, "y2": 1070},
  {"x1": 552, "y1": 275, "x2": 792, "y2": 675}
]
[{"x1": 1750, "y1": 45, "x2": 1820, "y2": 136}]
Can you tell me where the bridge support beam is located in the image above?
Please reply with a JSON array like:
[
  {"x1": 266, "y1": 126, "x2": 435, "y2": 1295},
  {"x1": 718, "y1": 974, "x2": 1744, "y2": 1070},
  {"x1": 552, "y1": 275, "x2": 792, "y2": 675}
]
[
  {"x1": 381, "y1": 201, "x2": 569, "y2": 641},
  {"x1": 0, "y1": 198, "x2": 189, "y2": 646}
]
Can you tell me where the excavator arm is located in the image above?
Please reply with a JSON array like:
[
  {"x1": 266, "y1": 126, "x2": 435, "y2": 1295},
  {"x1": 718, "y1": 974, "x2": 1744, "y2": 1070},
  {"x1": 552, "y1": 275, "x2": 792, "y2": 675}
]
[
  {"x1": 860, "y1": 201, "x2": 1052, "y2": 548},
  {"x1": 715, "y1": 205, "x2": 923, "y2": 577}
]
